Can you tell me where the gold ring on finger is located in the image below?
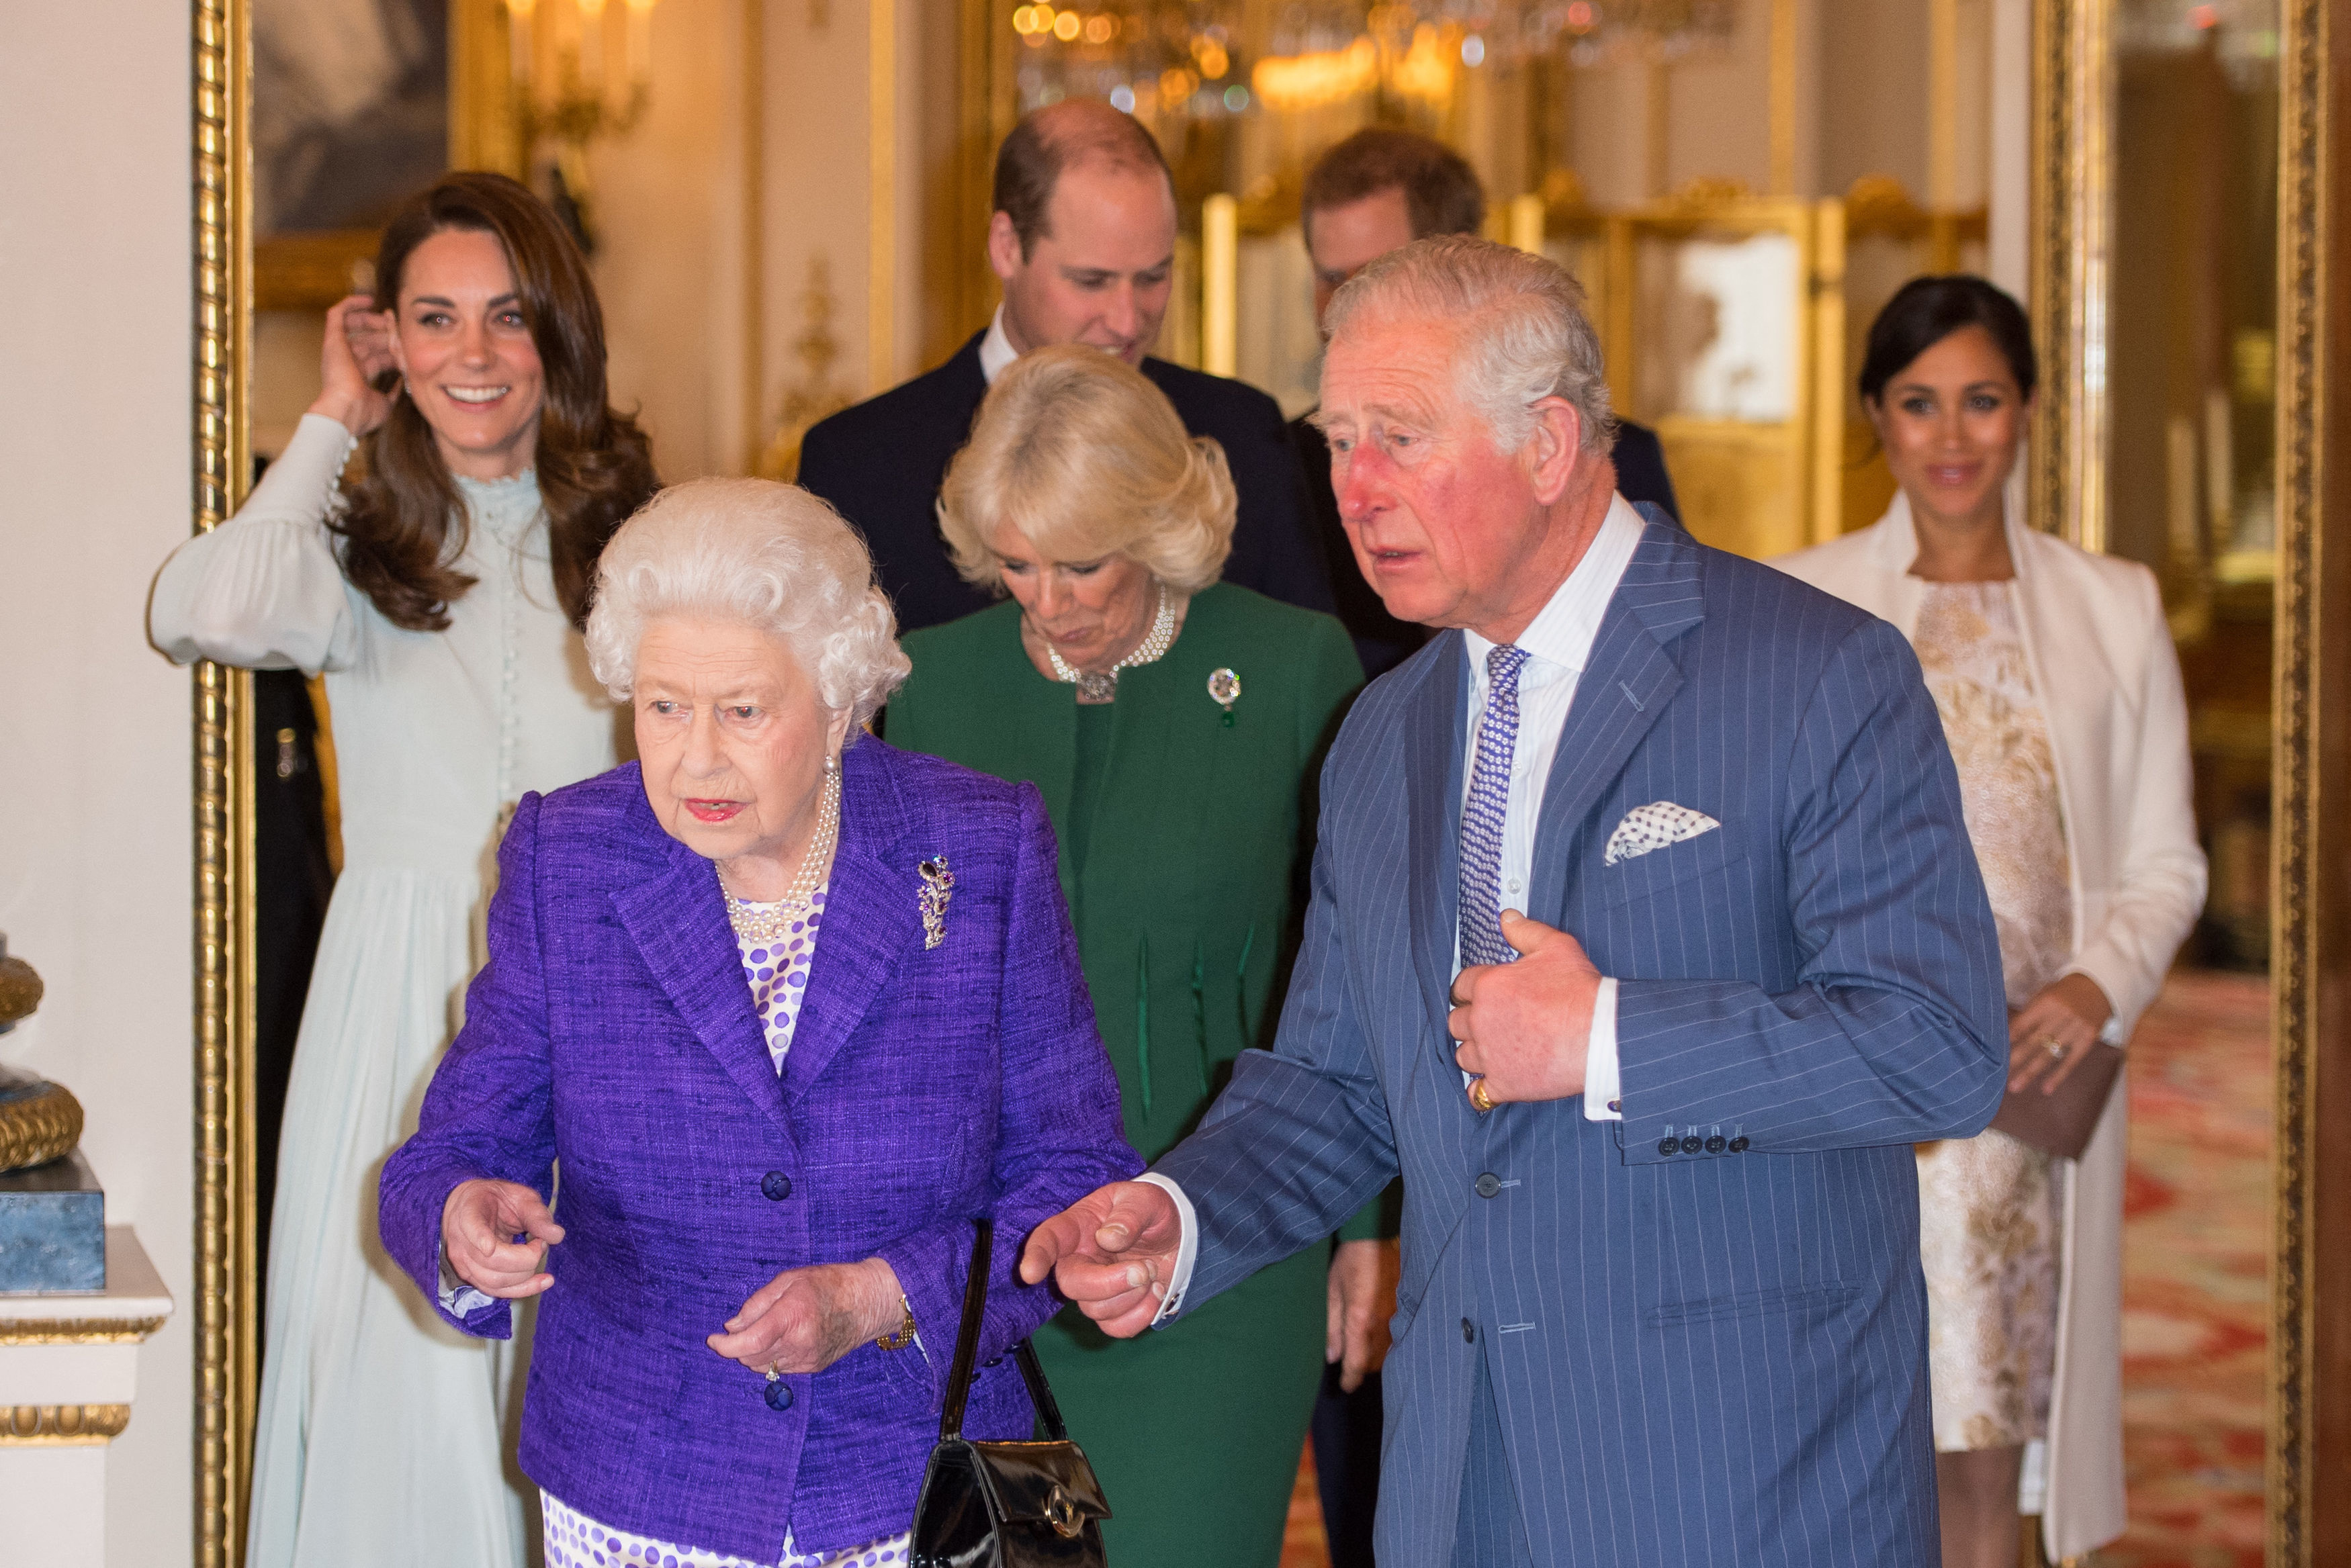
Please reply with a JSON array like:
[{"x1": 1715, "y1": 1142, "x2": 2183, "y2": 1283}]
[{"x1": 1468, "y1": 1076, "x2": 1496, "y2": 1115}]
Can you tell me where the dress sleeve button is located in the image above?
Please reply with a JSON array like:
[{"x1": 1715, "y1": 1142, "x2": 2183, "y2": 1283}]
[
  {"x1": 1728, "y1": 1136, "x2": 1750, "y2": 1153},
  {"x1": 1677, "y1": 1135, "x2": 1703, "y2": 1154},
  {"x1": 1705, "y1": 1135, "x2": 1727, "y2": 1154},
  {"x1": 1656, "y1": 1137, "x2": 1679, "y2": 1157}
]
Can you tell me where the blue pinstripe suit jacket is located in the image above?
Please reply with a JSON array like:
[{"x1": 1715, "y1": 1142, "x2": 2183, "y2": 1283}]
[{"x1": 1154, "y1": 517, "x2": 2008, "y2": 1566}]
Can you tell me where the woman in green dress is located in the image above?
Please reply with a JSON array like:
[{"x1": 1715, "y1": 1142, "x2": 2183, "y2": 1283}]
[{"x1": 885, "y1": 344, "x2": 1368, "y2": 1567}]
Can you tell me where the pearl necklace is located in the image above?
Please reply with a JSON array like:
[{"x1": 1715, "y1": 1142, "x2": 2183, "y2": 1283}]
[
  {"x1": 721, "y1": 762, "x2": 841, "y2": 943},
  {"x1": 1045, "y1": 582, "x2": 1176, "y2": 704}
]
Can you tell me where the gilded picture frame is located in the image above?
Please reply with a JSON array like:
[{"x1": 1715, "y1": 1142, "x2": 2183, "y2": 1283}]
[{"x1": 191, "y1": 0, "x2": 2340, "y2": 1561}]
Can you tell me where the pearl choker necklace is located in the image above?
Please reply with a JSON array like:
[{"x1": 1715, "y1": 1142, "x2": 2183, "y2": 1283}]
[
  {"x1": 721, "y1": 762, "x2": 840, "y2": 942},
  {"x1": 1045, "y1": 582, "x2": 1176, "y2": 704}
]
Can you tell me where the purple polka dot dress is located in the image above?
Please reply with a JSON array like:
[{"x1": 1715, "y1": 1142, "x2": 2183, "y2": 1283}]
[{"x1": 539, "y1": 884, "x2": 911, "y2": 1568}]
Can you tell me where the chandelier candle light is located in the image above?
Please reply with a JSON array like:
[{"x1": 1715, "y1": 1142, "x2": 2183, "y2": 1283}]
[{"x1": 506, "y1": 0, "x2": 659, "y2": 244}]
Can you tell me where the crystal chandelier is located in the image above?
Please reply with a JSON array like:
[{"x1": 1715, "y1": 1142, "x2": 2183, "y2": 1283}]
[{"x1": 1007, "y1": 0, "x2": 1736, "y2": 125}]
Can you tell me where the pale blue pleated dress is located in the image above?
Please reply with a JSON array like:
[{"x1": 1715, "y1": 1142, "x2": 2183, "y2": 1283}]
[{"x1": 151, "y1": 412, "x2": 624, "y2": 1568}]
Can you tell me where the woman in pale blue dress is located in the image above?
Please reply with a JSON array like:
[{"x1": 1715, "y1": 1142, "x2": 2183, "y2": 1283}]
[{"x1": 150, "y1": 173, "x2": 658, "y2": 1568}]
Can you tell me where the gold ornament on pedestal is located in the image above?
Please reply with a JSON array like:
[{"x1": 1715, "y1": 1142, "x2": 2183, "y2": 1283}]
[{"x1": 0, "y1": 937, "x2": 83, "y2": 1175}]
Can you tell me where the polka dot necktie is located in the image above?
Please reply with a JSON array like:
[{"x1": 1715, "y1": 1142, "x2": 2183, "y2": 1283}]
[{"x1": 1459, "y1": 644, "x2": 1531, "y2": 970}]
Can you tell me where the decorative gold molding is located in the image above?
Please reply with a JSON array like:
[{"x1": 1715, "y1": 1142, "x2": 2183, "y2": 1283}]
[
  {"x1": 193, "y1": 0, "x2": 257, "y2": 1563},
  {"x1": 0, "y1": 1404, "x2": 132, "y2": 1446},
  {"x1": 0, "y1": 1316, "x2": 171, "y2": 1347},
  {"x1": 2270, "y1": 0, "x2": 2325, "y2": 1559},
  {"x1": 2028, "y1": 0, "x2": 2112, "y2": 550}
]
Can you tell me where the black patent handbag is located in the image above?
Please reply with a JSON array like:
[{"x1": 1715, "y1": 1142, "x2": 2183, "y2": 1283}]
[{"x1": 909, "y1": 1218, "x2": 1112, "y2": 1567}]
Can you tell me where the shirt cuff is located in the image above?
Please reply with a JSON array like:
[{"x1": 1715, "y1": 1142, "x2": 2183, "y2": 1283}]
[
  {"x1": 437, "y1": 1237, "x2": 498, "y2": 1319},
  {"x1": 1134, "y1": 1172, "x2": 1198, "y2": 1327},
  {"x1": 1582, "y1": 976, "x2": 1622, "y2": 1121}
]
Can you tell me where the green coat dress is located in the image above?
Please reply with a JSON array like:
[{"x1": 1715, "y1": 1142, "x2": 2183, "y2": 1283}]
[{"x1": 887, "y1": 582, "x2": 1364, "y2": 1568}]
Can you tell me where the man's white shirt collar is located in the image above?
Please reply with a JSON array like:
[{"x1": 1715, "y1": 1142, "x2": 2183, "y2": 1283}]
[
  {"x1": 1462, "y1": 492, "x2": 1648, "y2": 676},
  {"x1": 978, "y1": 306, "x2": 1020, "y2": 385}
]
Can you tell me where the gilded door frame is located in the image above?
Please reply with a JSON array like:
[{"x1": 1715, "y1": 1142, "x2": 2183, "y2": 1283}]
[{"x1": 2031, "y1": 0, "x2": 2332, "y2": 1559}]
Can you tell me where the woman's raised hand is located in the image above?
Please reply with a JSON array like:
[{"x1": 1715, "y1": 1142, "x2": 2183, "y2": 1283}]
[
  {"x1": 441, "y1": 1177, "x2": 566, "y2": 1299},
  {"x1": 306, "y1": 293, "x2": 398, "y2": 437},
  {"x1": 707, "y1": 1258, "x2": 906, "y2": 1377}
]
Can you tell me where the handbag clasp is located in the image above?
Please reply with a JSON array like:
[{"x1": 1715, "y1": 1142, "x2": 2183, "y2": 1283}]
[{"x1": 1044, "y1": 1485, "x2": 1083, "y2": 1540}]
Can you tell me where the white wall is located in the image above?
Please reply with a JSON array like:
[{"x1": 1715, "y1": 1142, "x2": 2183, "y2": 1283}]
[{"x1": 0, "y1": 3, "x2": 195, "y2": 1566}]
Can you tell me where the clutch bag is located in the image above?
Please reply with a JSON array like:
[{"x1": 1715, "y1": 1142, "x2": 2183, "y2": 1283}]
[
  {"x1": 910, "y1": 1217, "x2": 1111, "y2": 1567},
  {"x1": 1986, "y1": 1041, "x2": 2125, "y2": 1160}
]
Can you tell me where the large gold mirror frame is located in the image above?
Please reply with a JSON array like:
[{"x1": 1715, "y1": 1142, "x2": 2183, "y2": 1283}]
[{"x1": 189, "y1": 1, "x2": 2347, "y2": 1563}]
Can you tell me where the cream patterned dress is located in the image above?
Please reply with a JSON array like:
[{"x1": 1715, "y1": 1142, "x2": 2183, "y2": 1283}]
[{"x1": 1910, "y1": 581, "x2": 2070, "y2": 1454}]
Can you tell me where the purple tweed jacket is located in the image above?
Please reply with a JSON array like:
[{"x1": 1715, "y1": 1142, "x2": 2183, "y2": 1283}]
[{"x1": 378, "y1": 740, "x2": 1141, "y2": 1559}]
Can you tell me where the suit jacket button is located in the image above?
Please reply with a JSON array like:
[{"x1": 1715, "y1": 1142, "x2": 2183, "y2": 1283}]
[
  {"x1": 1462, "y1": 1319, "x2": 1476, "y2": 1343},
  {"x1": 1705, "y1": 1135, "x2": 1727, "y2": 1154},
  {"x1": 763, "y1": 1379, "x2": 794, "y2": 1411},
  {"x1": 760, "y1": 1171, "x2": 793, "y2": 1201},
  {"x1": 1678, "y1": 1135, "x2": 1703, "y2": 1154},
  {"x1": 1729, "y1": 1136, "x2": 1750, "y2": 1152},
  {"x1": 1656, "y1": 1137, "x2": 1679, "y2": 1156},
  {"x1": 1474, "y1": 1172, "x2": 1502, "y2": 1199}
]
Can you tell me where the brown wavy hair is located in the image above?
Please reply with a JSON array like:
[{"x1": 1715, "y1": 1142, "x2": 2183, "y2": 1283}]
[{"x1": 333, "y1": 172, "x2": 657, "y2": 631}]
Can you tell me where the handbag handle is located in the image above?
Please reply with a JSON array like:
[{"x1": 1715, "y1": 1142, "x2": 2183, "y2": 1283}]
[{"x1": 936, "y1": 1217, "x2": 1071, "y2": 1443}]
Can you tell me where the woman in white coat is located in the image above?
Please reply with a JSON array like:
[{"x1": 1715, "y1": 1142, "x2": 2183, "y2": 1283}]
[
  {"x1": 150, "y1": 173, "x2": 657, "y2": 1567},
  {"x1": 1777, "y1": 275, "x2": 2205, "y2": 1568}
]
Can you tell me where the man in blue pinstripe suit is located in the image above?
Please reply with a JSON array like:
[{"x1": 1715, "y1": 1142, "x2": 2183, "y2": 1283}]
[{"x1": 1022, "y1": 236, "x2": 2008, "y2": 1565}]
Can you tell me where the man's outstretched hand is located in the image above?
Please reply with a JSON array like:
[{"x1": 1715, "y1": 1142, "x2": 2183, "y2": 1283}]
[{"x1": 1018, "y1": 1181, "x2": 1184, "y2": 1340}]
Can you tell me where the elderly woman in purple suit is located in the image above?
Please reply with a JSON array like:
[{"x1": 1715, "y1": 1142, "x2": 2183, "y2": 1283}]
[{"x1": 378, "y1": 476, "x2": 1142, "y2": 1568}]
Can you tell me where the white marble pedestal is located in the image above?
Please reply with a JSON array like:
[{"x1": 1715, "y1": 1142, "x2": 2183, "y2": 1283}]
[{"x1": 0, "y1": 1227, "x2": 175, "y2": 1565}]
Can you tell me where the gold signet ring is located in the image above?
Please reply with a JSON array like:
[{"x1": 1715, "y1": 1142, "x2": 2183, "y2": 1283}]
[{"x1": 1468, "y1": 1077, "x2": 1496, "y2": 1114}]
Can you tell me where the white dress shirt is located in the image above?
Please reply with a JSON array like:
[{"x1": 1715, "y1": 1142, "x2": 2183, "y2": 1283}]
[
  {"x1": 977, "y1": 306, "x2": 1019, "y2": 384},
  {"x1": 1141, "y1": 496, "x2": 1649, "y2": 1323}
]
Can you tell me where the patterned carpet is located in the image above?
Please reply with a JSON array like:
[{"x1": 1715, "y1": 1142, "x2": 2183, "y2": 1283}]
[
  {"x1": 1277, "y1": 968, "x2": 2274, "y2": 1568},
  {"x1": 2101, "y1": 968, "x2": 2270, "y2": 1568}
]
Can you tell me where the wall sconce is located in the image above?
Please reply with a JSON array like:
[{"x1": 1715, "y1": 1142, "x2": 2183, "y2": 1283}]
[{"x1": 505, "y1": 0, "x2": 659, "y2": 248}]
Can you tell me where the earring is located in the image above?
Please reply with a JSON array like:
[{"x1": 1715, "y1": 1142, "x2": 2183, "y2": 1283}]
[{"x1": 825, "y1": 751, "x2": 838, "y2": 774}]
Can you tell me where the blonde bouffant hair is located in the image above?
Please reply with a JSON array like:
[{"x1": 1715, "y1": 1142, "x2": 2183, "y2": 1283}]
[{"x1": 938, "y1": 344, "x2": 1236, "y2": 595}]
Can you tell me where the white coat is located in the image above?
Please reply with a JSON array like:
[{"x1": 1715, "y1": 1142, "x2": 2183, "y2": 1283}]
[{"x1": 1775, "y1": 493, "x2": 2208, "y2": 1559}]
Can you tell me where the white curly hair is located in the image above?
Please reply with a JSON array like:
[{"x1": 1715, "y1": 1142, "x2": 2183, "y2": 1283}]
[{"x1": 584, "y1": 477, "x2": 910, "y2": 733}]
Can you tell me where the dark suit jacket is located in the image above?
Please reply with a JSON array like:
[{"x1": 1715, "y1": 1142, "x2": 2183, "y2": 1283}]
[
  {"x1": 1288, "y1": 413, "x2": 1684, "y2": 678},
  {"x1": 799, "y1": 332, "x2": 1335, "y2": 634}
]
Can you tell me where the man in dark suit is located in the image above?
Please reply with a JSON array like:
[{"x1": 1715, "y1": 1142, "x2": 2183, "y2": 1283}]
[
  {"x1": 1295, "y1": 130, "x2": 1679, "y2": 682},
  {"x1": 799, "y1": 101, "x2": 1333, "y2": 633}
]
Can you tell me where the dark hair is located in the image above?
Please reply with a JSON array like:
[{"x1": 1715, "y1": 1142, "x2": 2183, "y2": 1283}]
[
  {"x1": 1857, "y1": 274, "x2": 2037, "y2": 407},
  {"x1": 993, "y1": 100, "x2": 1174, "y2": 259},
  {"x1": 1302, "y1": 128, "x2": 1484, "y2": 248},
  {"x1": 334, "y1": 171, "x2": 658, "y2": 632}
]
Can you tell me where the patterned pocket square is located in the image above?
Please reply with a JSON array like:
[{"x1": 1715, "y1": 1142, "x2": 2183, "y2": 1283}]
[{"x1": 1605, "y1": 802, "x2": 1722, "y2": 866}]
